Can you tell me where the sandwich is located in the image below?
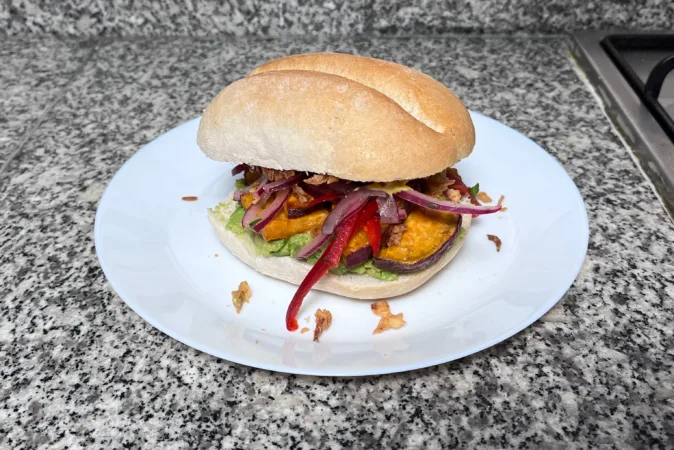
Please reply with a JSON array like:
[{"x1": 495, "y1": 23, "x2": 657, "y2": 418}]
[{"x1": 197, "y1": 53, "x2": 501, "y2": 331}]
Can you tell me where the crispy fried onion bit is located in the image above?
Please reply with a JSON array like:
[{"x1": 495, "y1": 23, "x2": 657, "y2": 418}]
[
  {"x1": 476, "y1": 191, "x2": 492, "y2": 203},
  {"x1": 292, "y1": 184, "x2": 312, "y2": 204},
  {"x1": 385, "y1": 223, "x2": 405, "y2": 248},
  {"x1": 304, "y1": 174, "x2": 340, "y2": 185},
  {"x1": 231, "y1": 281, "x2": 252, "y2": 314},
  {"x1": 371, "y1": 300, "x2": 406, "y2": 334},
  {"x1": 497, "y1": 195, "x2": 507, "y2": 211},
  {"x1": 487, "y1": 234, "x2": 502, "y2": 252},
  {"x1": 313, "y1": 309, "x2": 333, "y2": 342}
]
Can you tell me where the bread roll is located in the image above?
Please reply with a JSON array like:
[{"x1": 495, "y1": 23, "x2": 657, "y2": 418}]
[{"x1": 197, "y1": 53, "x2": 474, "y2": 182}]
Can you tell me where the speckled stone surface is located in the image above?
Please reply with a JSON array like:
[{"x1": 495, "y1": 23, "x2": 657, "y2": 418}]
[
  {"x1": 4, "y1": 0, "x2": 674, "y2": 36},
  {"x1": 1, "y1": 35, "x2": 673, "y2": 448},
  {"x1": 369, "y1": 0, "x2": 674, "y2": 35},
  {"x1": 0, "y1": 1, "x2": 9, "y2": 32},
  {"x1": 0, "y1": 37, "x2": 91, "y2": 167}
]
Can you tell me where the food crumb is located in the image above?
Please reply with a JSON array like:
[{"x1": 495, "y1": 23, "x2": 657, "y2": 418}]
[
  {"x1": 371, "y1": 300, "x2": 406, "y2": 334},
  {"x1": 261, "y1": 328, "x2": 265, "y2": 331},
  {"x1": 385, "y1": 223, "x2": 405, "y2": 248},
  {"x1": 231, "y1": 281, "x2": 252, "y2": 314},
  {"x1": 182, "y1": 196, "x2": 198, "y2": 202},
  {"x1": 313, "y1": 309, "x2": 332, "y2": 342},
  {"x1": 255, "y1": 340, "x2": 259, "y2": 344},
  {"x1": 447, "y1": 189, "x2": 462, "y2": 202},
  {"x1": 497, "y1": 195, "x2": 506, "y2": 211},
  {"x1": 214, "y1": 253, "x2": 219, "y2": 257},
  {"x1": 304, "y1": 316, "x2": 311, "y2": 323},
  {"x1": 476, "y1": 191, "x2": 492, "y2": 203},
  {"x1": 300, "y1": 327, "x2": 310, "y2": 334},
  {"x1": 487, "y1": 234, "x2": 502, "y2": 252},
  {"x1": 305, "y1": 173, "x2": 340, "y2": 185}
]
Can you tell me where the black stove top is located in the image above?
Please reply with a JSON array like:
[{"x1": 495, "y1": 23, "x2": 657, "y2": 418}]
[
  {"x1": 602, "y1": 34, "x2": 674, "y2": 142},
  {"x1": 571, "y1": 31, "x2": 674, "y2": 218}
]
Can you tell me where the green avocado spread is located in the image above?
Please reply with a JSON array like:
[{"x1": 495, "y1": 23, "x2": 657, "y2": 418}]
[{"x1": 210, "y1": 203, "x2": 399, "y2": 281}]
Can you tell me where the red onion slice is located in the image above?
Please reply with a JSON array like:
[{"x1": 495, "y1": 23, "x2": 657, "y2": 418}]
[
  {"x1": 300, "y1": 182, "x2": 332, "y2": 198},
  {"x1": 287, "y1": 193, "x2": 341, "y2": 218},
  {"x1": 234, "y1": 175, "x2": 268, "y2": 201},
  {"x1": 376, "y1": 195, "x2": 400, "y2": 224},
  {"x1": 287, "y1": 205, "x2": 320, "y2": 219},
  {"x1": 251, "y1": 175, "x2": 269, "y2": 198},
  {"x1": 242, "y1": 191, "x2": 271, "y2": 229},
  {"x1": 296, "y1": 232, "x2": 332, "y2": 259},
  {"x1": 395, "y1": 189, "x2": 501, "y2": 215},
  {"x1": 321, "y1": 189, "x2": 386, "y2": 235},
  {"x1": 398, "y1": 207, "x2": 408, "y2": 220},
  {"x1": 325, "y1": 181, "x2": 358, "y2": 194},
  {"x1": 231, "y1": 163, "x2": 249, "y2": 176},
  {"x1": 344, "y1": 245, "x2": 373, "y2": 269},
  {"x1": 262, "y1": 174, "x2": 306, "y2": 194},
  {"x1": 251, "y1": 188, "x2": 292, "y2": 233}
]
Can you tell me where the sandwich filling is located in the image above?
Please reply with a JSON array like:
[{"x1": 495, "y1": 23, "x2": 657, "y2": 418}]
[{"x1": 214, "y1": 164, "x2": 502, "y2": 331}]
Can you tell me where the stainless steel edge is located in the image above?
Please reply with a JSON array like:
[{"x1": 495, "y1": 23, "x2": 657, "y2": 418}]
[{"x1": 569, "y1": 31, "x2": 674, "y2": 218}]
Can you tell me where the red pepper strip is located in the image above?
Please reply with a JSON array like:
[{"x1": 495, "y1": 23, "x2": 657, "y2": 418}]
[
  {"x1": 304, "y1": 192, "x2": 342, "y2": 208},
  {"x1": 285, "y1": 213, "x2": 360, "y2": 331},
  {"x1": 285, "y1": 201, "x2": 379, "y2": 331},
  {"x1": 362, "y1": 216, "x2": 381, "y2": 254},
  {"x1": 351, "y1": 200, "x2": 379, "y2": 254},
  {"x1": 353, "y1": 200, "x2": 379, "y2": 230}
]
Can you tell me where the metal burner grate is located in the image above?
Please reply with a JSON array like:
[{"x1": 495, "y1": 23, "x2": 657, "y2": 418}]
[
  {"x1": 570, "y1": 31, "x2": 674, "y2": 218},
  {"x1": 602, "y1": 35, "x2": 674, "y2": 144}
]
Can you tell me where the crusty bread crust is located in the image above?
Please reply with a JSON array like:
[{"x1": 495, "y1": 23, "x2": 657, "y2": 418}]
[
  {"x1": 197, "y1": 53, "x2": 475, "y2": 182},
  {"x1": 209, "y1": 192, "x2": 471, "y2": 300}
]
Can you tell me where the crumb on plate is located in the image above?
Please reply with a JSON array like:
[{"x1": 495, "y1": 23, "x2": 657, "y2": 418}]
[
  {"x1": 300, "y1": 327, "x2": 310, "y2": 334},
  {"x1": 182, "y1": 196, "x2": 198, "y2": 202},
  {"x1": 231, "y1": 281, "x2": 252, "y2": 314},
  {"x1": 497, "y1": 195, "x2": 507, "y2": 211},
  {"x1": 371, "y1": 300, "x2": 406, "y2": 334},
  {"x1": 476, "y1": 191, "x2": 492, "y2": 203},
  {"x1": 313, "y1": 309, "x2": 332, "y2": 342},
  {"x1": 487, "y1": 234, "x2": 502, "y2": 252}
]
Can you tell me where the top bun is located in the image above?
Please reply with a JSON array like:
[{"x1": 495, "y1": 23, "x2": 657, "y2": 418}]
[{"x1": 197, "y1": 53, "x2": 475, "y2": 182}]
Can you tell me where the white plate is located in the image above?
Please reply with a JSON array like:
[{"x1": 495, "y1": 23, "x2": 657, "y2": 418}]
[{"x1": 95, "y1": 112, "x2": 588, "y2": 376}]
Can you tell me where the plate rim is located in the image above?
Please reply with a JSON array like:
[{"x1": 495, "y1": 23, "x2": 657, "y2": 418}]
[{"x1": 94, "y1": 112, "x2": 589, "y2": 376}]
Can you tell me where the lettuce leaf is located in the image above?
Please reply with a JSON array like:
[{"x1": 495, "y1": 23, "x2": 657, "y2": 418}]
[
  {"x1": 234, "y1": 178, "x2": 247, "y2": 190},
  {"x1": 224, "y1": 205, "x2": 246, "y2": 235},
  {"x1": 330, "y1": 259, "x2": 398, "y2": 281}
]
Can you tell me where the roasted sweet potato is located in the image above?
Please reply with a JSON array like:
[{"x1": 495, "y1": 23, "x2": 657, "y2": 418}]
[
  {"x1": 376, "y1": 210, "x2": 460, "y2": 264},
  {"x1": 240, "y1": 193, "x2": 329, "y2": 241},
  {"x1": 261, "y1": 208, "x2": 329, "y2": 241}
]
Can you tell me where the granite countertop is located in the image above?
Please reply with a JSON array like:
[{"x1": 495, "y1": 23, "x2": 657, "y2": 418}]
[
  {"x1": 3, "y1": 0, "x2": 673, "y2": 35},
  {"x1": 1, "y1": 35, "x2": 673, "y2": 449}
]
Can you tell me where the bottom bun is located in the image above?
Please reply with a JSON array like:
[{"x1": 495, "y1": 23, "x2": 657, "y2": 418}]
[{"x1": 208, "y1": 192, "x2": 472, "y2": 300}]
